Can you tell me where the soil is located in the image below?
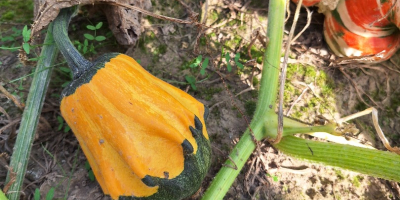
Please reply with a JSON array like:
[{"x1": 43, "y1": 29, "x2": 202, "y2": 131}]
[{"x1": 1, "y1": 0, "x2": 400, "y2": 200}]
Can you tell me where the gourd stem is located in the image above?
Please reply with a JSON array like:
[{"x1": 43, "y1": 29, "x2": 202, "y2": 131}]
[{"x1": 53, "y1": 7, "x2": 91, "y2": 79}]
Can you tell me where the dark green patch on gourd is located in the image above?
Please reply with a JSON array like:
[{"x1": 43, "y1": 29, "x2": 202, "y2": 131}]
[
  {"x1": 119, "y1": 111, "x2": 211, "y2": 200},
  {"x1": 61, "y1": 53, "x2": 121, "y2": 98}
]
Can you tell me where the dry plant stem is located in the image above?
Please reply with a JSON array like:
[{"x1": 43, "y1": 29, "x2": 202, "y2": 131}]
[
  {"x1": 273, "y1": 0, "x2": 303, "y2": 144},
  {"x1": 338, "y1": 107, "x2": 400, "y2": 154},
  {"x1": 291, "y1": 6, "x2": 312, "y2": 43},
  {"x1": 339, "y1": 67, "x2": 379, "y2": 108},
  {"x1": 5, "y1": 23, "x2": 58, "y2": 200},
  {"x1": 0, "y1": 84, "x2": 24, "y2": 110},
  {"x1": 286, "y1": 87, "x2": 308, "y2": 115},
  {"x1": 108, "y1": 2, "x2": 199, "y2": 25}
]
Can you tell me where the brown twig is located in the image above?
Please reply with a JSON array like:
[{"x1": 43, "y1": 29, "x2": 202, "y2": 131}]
[
  {"x1": 272, "y1": 0, "x2": 304, "y2": 144},
  {"x1": 212, "y1": 145, "x2": 238, "y2": 170},
  {"x1": 0, "y1": 119, "x2": 21, "y2": 135},
  {"x1": 339, "y1": 67, "x2": 380, "y2": 108},
  {"x1": 109, "y1": 2, "x2": 201, "y2": 25},
  {"x1": 286, "y1": 87, "x2": 309, "y2": 116},
  {"x1": 0, "y1": 84, "x2": 25, "y2": 110},
  {"x1": 3, "y1": 166, "x2": 16, "y2": 193}
]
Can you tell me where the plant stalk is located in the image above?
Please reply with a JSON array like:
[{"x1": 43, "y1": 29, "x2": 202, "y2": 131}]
[
  {"x1": 202, "y1": 0, "x2": 286, "y2": 199},
  {"x1": 52, "y1": 6, "x2": 91, "y2": 79},
  {"x1": 274, "y1": 136, "x2": 400, "y2": 182},
  {"x1": 5, "y1": 23, "x2": 58, "y2": 200}
]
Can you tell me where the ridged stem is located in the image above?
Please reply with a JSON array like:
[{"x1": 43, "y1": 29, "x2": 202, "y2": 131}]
[
  {"x1": 5, "y1": 23, "x2": 58, "y2": 200},
  {"x1": 201, "y1": 0, "x2": 287, "y2": 199},
  {"x1": 274, "y1": 136, "x2": 400, "y2": 182},
  {"x1": 52, "y1": 7, "x2": 91, "y2": 79}
]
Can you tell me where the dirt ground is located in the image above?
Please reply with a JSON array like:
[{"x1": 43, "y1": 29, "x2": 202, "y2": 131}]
[{"x1": 1, "y1": 0, "x2": 400, "y2": 199}]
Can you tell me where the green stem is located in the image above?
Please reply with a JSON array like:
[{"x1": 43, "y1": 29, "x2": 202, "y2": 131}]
[
  {"x1": 202, "y1": 0, "x2": 286, "y2": 199},
  {"x1": 274, "y1": 136, "x2": 400, "y2": 182},
  {"x1": 283, "y1": 123, "x2": 336, "y2": 136},
  {"x1": 5, "y1": 23, "x2": 58, "y2": 200},
  {"x1": 253, "y1": 0, "x2": 286, "y2": 117},
  {"x1": 52, "y1": 7, "x2": 91, "y2": 79}
]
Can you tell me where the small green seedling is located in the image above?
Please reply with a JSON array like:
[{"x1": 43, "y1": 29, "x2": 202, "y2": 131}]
[
  {"x1": 75, "y1": 22, "x2": 106, "y2": 54},
  {"x1": 85, "y1": 161, "x2": 95, "y2": 181},
  {"x1": 0, "y1": 25, "x2": 31, "y2": 54},
  {"x1": 234, "y1": 53, "x2": 244, "y2": 69},
  {"x1": 266, "y1": 173, "x2": 279, "y2": 182},
  {"x1": 225, "y1": 53, "x2": 244, "y2": 72},
  {"x1": 33, "y1": 187, "x2": 55, "y2": 200},
  {"x1": 225, "y1": 53, "x2": 232, "y2": 72},
  {"x1": 22, "y1": 25, "x2": 31, "y2": 54},
  {"x1": 185, "y1": 55, "x2": 210, "y2": 90},
  {"x1": 57, "y1": 116, "x2": 71, "y2": 133},
  {"x1": 185, "y1": 75, "x2": 197, "y2": 90}
]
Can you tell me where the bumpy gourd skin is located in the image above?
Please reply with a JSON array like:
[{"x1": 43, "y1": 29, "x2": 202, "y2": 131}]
[{"x1": 53, "y1": 7, "x2": 211, "y2": 200}]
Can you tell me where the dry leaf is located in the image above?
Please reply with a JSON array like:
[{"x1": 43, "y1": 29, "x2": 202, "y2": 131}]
[{"x1": 32, "y1": 0, "x2": 151, "y2": 45}]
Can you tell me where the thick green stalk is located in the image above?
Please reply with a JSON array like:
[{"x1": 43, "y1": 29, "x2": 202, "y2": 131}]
[
  {"x1": 5, "y1": 23, "x2": 58, "y2": 200},
  {"x1": 202, "y1": 0, "x2": 286, "y2": 199},
  {"x1": 275, "y1": 136, "x2": 400, "y2": 182},
  {"x1": 52, "y1": 7, "x2": 91, "y2": 79}
]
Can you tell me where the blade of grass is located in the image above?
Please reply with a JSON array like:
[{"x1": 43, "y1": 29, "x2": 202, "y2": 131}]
[
  {"x1": 5, "y1": 22, "x2": 58, "y2": 200},
  {"x1": 202, "y1": 0, "x2": 286, "y2": 199}
]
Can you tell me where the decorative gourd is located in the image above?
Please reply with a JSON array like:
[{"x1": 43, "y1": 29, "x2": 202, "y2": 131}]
[
  {"x1": 291, "y1": 0, "x2": 321, "y2": 7},
  {"x1": 292, "y1": 0, "x2": 400, "y2": 63},
  {"x1": 53, "y1": 7, "x2": 211, "y2": 200},
  {"x1": 323, "y1": 0, "x2": 400, "y2": 62}
]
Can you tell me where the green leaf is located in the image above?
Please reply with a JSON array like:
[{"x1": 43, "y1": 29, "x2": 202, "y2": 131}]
[
  {"x1": 23, "y1": 43, "x2": 30, "y2": 54},
  {"x1": 34, "y1": 188, "x2": 40, "y2": 200},
  {"x1": 57, "y1": 116, "x2": 63, "y2": 131},
  {"x1": 236, "y1": 62, "x2": 244, "y2": 69},
  {"x1": 1, "y1": 189, "x2": 9, "y2": 200},
  {"x1": 185, "y1": 75, "x2": 197, "y2": 90},
  {"x1": 200, "y1": 57, "x2": 209, "y2": 75},
  {"x1": 85, "y1": 161, "x2": 91, "y2": 170},
  {"x1": 190, "y1": 55, "x2": 202, "y2": 68},
  {"x1": 45, "y1": 187, "x2": 55, "y2": 200},
  {"x1": 2, "y1": 36, "x2": 14, "y2": 42},
  {"x1": 83, "y1": 39, "x2": 88, "y2": 54},
  {"x1": 84, "y1": 33, "x2": 94, "y2": 40},
  {"x1": 225, "y1": 53, "x2": 232, "y2": 72},
  {"x1": 95, "y1": 36, "x2": 106, "y2": 41},
  {"x1": 22, "y1": 25, "x2": 31, "y2": 42},
  {"x1": 86, "y1": 25, "x2": 96, "y2": 30},
  {"x1": 88, "y1": 169, "x2": 95, "y2": 181},
  {"x1": 64, "y1": 125, "x2": 71, "y2": 133},
  {"x1": 234, "y1": 53, "x2": 240, "y2": 62},
  {"x1": 28, "y1": 56, "x2": 42, "y2": 61},
  {"x1": 234, "y1": 53, "x2": 244, "y2": 69},
  {"x1": 59, "y1": 67, "x2": 71, "y2": 73},
  {"x1": 18, "y1": 80, "x2": 24, "y2": 90},
  {"x1": 95, "y1": 22, "x2": 103, "y2": 29},
  {"x1": 61, "y1": 81, "x2": 71, "y2": 88}
]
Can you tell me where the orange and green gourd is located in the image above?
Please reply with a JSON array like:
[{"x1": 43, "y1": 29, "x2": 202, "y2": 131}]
[
  {"x1": 53, "y1": 7, "x2": 211, "y2": 200},
  {"x1": 292, "y1": 0, "x2": 400, "y2": 63}
]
